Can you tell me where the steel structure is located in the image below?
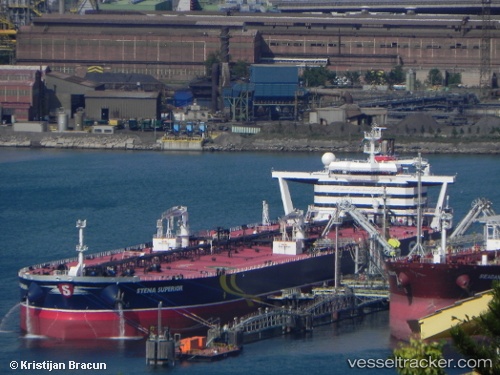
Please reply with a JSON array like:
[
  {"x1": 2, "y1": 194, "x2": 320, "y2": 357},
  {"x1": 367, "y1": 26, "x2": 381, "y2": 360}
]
[
  {"x1": 480, "y1": 0, "x2": 493, "y2": 96},
  {"x1": 2, "y1": 0, "x2": 47, "y2": 28}
]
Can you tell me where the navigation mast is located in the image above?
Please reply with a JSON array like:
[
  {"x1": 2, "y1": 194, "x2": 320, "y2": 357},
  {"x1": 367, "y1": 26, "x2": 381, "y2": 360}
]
[
  {"x1": 75, "y1": 219, "x2": 88, "y2": 276},
  {"x1": 409, "y1": 154, "x2": 425, "y2": 257}
]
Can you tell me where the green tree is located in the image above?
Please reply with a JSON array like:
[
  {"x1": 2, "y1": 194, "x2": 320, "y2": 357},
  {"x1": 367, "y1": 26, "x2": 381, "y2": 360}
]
[
  {"x1": 302, "y1": 66, "x2": 334, "y2": 87},
  {"x1": 393, "y1": 338, "x2": 446, "y2": 375},
  {"x1": 344, "y1": 71, "x2": 361, "y2": 86},
  {"x1": 450, "y1": 281, "x2": 500, "y2": 375},
  {"x1": 387, "y1": 65, "x2": 405, "y2": 85},
  {"x1": 205, "y1": 51, "x2": 221, "y2": 76},
  {"x1": 231, "y1": 60, "x2": 250, "y2": 80},
  {"x1": 448, "y1": 73, "x2": 462, "y2": 85},
  {"x1": 364, "y1": 69, "x2": 387, "y2": 85},
  {"x1": 427, "y1": 68, "x2": 443, "y2": 86}
]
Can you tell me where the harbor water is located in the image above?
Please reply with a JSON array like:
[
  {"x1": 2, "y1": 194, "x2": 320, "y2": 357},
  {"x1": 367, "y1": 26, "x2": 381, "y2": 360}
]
[{"x1": 0, "y1": 148, "x2": 499, "y2": 374}]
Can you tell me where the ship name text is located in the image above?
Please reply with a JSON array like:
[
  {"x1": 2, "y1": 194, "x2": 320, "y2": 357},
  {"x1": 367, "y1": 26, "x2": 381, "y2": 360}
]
[
  {"x1": 136, "y1": 285, "x2": 183, "y2": 294},
  {"x1": 479, "y1": 274, "x2": 500, "y2": 280}
]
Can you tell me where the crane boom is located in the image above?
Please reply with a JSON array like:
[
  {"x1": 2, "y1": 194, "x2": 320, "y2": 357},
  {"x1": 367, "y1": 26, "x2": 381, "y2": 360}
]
[
  {"x1": 337, "y1": 200, "x2": 396, "y2": 257},
  {"x1": 449, "y1": 198, "x2": 495, "y2": 239}
]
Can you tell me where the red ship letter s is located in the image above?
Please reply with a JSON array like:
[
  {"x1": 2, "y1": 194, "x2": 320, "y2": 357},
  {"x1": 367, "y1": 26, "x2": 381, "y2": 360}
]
[{"x1": 57, "y1": 284, "x2": 74, "y2": 298}]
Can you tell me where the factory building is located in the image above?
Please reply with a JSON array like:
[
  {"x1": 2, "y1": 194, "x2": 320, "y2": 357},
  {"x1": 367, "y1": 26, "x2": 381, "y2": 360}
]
[
  {"x1": 16, "y1": 15, "x2": 260, "y2": 84},
  {"x1": 84, "y1": 91, "x2": 161, "y2": 121},
  {"x1": 0, "y1": 65, "x2": 48, "y2": 123},
  {"x1": 45, "y1": 71, "x2": 105, "y2": 121},
  {"x1": 223, "y1": 65, "x2": 307, "y2": 121},
  {"x1": 14, "y1": 12, "x2": 500, "y2": 87}
]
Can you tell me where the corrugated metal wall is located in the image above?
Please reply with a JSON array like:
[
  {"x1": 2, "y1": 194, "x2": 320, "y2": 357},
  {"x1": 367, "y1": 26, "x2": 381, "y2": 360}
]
[
  {"x1": 45, "y1": 74, "x2": 99, "y2": 116},
  {"x1": 85, "y1": 96, "x2": 160, "y2": 120},
  {"x1": 250, "y1": 65, "x2": 299, "y2": 84}
]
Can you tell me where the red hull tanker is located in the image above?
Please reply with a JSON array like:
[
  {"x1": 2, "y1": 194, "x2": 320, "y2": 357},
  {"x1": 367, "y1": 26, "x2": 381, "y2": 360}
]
[
  {"x1": 19, "y1": 127, "x2": 456, "y2": 340},
  {"x1": 386, "y1": 212, "x2": 500, "y2": 340},
  {"x1": 18, "y1": 209, "x2": 361, "y2": 340},
  {"x1": 19, "y1": 204, "x2": 427, "y2": 340}
]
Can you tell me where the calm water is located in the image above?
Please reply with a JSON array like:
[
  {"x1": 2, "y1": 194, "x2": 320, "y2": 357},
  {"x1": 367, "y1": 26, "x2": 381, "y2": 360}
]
[{"x1": 0, "y1": 148, "x2": 498, "y2": 374}]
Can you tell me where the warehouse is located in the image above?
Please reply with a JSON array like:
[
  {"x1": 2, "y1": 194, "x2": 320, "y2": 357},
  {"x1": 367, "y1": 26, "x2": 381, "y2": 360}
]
[
  {"x1": 84, "y1": 91, "x2": 161, "y2": 122},
  {"x1": 45, "y1": 71, "x2": 104, "y2": 121}
]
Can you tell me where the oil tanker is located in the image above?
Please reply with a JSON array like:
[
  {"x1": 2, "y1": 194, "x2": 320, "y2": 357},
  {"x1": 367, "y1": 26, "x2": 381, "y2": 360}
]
[
  {"x1": 19, "y1": 126, "x2": 455, "y2": 340},
  {"x1": 385, "y1": 200, "x2": 500, "y2": 341}
]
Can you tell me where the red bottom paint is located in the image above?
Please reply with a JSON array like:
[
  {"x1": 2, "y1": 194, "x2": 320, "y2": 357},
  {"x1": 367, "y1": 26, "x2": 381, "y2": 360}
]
[
  {"x1": 389, "y1": 293, "x2": 456, "y2": 341},
  {"x1": 20, "y1": 300, "x2": 259, "y2": 340}
]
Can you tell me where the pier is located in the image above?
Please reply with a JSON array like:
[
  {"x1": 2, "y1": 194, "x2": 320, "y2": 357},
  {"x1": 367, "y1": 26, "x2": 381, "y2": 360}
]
[
  {"x1": 234, "y1": 287, "x2": 388, "y2": 341},
  {"x1": 146, "y1": 285, "x2": 388, "y2": 366}
]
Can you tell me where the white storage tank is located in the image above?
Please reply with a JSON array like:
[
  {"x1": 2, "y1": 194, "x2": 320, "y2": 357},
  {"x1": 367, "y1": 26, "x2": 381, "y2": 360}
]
[
  {"x1": 74, "y1": 108, "x2": 84, "y2": 131},
  {"x1": 406, "y1": 69, "x2": 416, "y2": 92},
  {"x1": 57, "y1": 108, "x2": 68, "y2": 132}
]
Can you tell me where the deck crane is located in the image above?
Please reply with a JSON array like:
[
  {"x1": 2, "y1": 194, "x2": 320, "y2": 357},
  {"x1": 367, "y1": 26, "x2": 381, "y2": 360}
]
[
  {"x1": 278, "y1": 209, "x2": 305, "y2": 242},
  {"x1": 272, "y1": 209, "x2": 305, "y2": 255},
  {"x1": 153, "y1": 206, "x2": 190, "y2": 251},
  {"x1": 449, "y1": 198, "x2": 495, "y2": 239}
]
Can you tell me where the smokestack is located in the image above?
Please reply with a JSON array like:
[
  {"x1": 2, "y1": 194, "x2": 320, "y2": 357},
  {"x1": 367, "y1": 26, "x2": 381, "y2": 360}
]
[
  {"x1": 220, "y1": 27, "x2": 230, "y2": 63},
  {"x1": 211, "y1": 63, "x2": 219, "y2": 113}
]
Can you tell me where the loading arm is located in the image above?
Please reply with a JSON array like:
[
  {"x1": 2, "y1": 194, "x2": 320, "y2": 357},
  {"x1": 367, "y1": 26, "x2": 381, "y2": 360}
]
[
  {"x1": 449, "y1": 198, "x2": 495, "y2": 239},
  {"x1": 321, "y1": 208, "x2": 341, "y2": 237},
  {"x1": 337, "y1": 200, "x2": 396, "y2": 257},
  {"x1": 430, "y1": 182, "x2": 450, "y2": 230}
]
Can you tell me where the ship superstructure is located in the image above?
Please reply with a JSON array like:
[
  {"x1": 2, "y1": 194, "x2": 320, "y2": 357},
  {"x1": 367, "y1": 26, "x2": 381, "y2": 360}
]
[{"x1": 272, "y1": 126, "x2": 455, "y2": 230}]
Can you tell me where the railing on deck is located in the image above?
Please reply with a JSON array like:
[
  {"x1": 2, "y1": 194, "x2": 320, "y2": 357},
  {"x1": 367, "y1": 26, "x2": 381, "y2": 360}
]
[{"x1": 18, "y1": 243, "x2": 150, "y2": 276}]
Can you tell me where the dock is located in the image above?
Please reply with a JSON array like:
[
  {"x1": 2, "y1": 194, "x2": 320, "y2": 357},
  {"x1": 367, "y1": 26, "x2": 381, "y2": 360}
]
[
  {"x1": 146, "y1": 283, "x2": 388, "y2": 367},
  {"x1": 229, "y1": 285, "x2": 388, "y2": 342}
]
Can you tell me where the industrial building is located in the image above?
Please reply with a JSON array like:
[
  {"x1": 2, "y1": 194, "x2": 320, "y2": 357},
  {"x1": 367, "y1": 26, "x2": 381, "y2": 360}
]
[
  {"x1": 0, "y1": 65, "x2": 47, "y2": 123},
  {"x1": 0, "y1": 67, "x2": 163, "y2": 125},
  {"x1": 2, "y1": 3, "x2": 500, "y2": 126},
  {"x1": 13, "y1": 11, "x2": 500, "y2": 87},
  {"x1": 15, "y1": 14, "x2": 259, "y2": 84},
  {"x1": 84, "y1": 72, "x2": 165, "y2": 92},
  {"x1": 309, "y1": 104, "x2": 388, "y2": 126},
  {"x1": 84, "y1": 91, "x2": 161, "y2": 122},
  {"x1": 45, "y1": 71, "x2": 104, "y2": 121},
  {"x1": 223, "y1": 65, "x2": 307, "y2": 121},
  {"x1": 44, "y1": 71, "x2": 163, "y2": 125}
]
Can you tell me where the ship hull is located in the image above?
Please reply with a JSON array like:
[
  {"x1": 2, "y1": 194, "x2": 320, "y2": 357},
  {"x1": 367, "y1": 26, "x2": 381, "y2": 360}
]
[
  {"x1": 20, "y1": 251, "x2": 351, "y2": 339},
  {"x1": 386, "y1": 259, "x2": 500, "y2": 340},
  {"x1": 20, "y1": 298, "x2": 267, "y2": 340}
]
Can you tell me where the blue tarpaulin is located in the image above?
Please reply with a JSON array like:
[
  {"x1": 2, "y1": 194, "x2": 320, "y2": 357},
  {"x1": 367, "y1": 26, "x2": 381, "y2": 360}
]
[{"x1": 173, "y1": 90, "x2": 193, "y2": 107}]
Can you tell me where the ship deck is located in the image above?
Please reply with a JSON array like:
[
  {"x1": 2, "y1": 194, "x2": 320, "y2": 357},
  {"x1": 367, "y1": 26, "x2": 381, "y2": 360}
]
[{"x1": 22, "y1": 223, "x2": 424, "y2": 281}]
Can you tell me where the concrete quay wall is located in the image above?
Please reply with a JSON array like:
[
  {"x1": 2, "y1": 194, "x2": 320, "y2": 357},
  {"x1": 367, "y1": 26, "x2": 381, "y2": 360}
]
[
  {"x1": 1, "y1": 129, "x2": 499, "y2": 154},
  {"x1": 0, "y1": 130, "x2": 204, "y2": 152},
  {"x1": 0, "y1": 130, "x2": 161, "y2": 151}
]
